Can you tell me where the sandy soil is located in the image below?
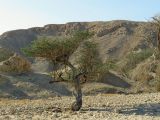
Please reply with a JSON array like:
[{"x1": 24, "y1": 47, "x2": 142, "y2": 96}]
[{"x1": 0, "y1": 93, "x2": 160, "y2": 120}]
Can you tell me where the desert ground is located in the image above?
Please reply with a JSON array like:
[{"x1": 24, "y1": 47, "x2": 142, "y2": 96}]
[{"x1": 0, "y1": 93, "x2": 160, "y2": 120}]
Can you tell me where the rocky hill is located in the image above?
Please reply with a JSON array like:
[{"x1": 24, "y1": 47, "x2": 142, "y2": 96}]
[
  {"x1": 0, "y1": 20, "x2": 159, "y2": 98},
  {"x1": 0, "y1": 20, "x2": 156, "y2": 59}
]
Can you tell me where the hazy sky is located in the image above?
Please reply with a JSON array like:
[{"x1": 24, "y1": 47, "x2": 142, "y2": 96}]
[{"x1": 0, "y1": 0, "x2": 160, "y2": 35}]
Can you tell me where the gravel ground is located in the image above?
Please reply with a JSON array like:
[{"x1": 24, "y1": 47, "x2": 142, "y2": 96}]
[{"x1": 0, "y1": 93, "x2": 160, "y2": 120}]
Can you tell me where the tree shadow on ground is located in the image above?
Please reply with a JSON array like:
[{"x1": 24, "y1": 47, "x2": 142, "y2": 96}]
[
  {"x1": 80, "y1": 103, "x2": 160, "y2": 116},
  {"x1": 81, "y1": 107, "x2": 112, "y2": 112},
  {"x1": 118, "y1": 103, "x2": 160, "y2": 116}
]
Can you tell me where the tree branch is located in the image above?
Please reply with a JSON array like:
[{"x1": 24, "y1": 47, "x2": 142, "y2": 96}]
[{"x1": 49, "y1": 72, "x2": 69, "y2": 84}]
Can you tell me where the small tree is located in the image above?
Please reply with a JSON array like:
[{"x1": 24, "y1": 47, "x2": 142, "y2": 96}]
[{"x1": 22, "y1": 31, "x2": 93, "y2": 111}]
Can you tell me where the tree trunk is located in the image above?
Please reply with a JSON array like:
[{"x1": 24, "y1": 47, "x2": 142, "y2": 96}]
[
  {"x1": 66, "y1": 61, "x2": 82, "y2": 111},
  {"x1": 71, "y1": 77, "x2": 82, "y2": 111}
]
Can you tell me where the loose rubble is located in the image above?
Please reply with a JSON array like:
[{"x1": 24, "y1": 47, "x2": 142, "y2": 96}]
[{"x1": 0, "y1": 93, "x2": 160, "y2": 120}]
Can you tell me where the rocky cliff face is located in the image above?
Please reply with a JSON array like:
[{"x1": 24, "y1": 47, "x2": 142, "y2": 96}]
[{"x1": 0, "y1": 20, "x2": 156, "y2": 61}]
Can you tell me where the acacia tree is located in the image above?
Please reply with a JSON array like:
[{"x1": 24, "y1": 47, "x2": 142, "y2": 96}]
[{"x1": 22, "y1": 31, "x2": 93, "y2": 111}]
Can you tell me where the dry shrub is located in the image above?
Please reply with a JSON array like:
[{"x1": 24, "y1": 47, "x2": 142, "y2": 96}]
[
  {"x1": 155, "y1": 63, "x2": 160, "y2": 91},
  {"x1": 117, "y1": 49, "x2": 154, "y2": 76},
  {"x1": 129, "y1": 58, "x2": 156, "y2": 81},
  {"x1": 156, "y1": 62, "x2": 160, "y2": 76},
  {"x1": 0, "y1": 53, "x2": 31, "y2": 74}
]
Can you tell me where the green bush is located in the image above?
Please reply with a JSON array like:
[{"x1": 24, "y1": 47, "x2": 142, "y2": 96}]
[
  {"x1": 77, "y1": 41, "x2": 117, "y2": 81},
  {"x1": 92, "y1": 59, "x2": 117, "y2": 81}
]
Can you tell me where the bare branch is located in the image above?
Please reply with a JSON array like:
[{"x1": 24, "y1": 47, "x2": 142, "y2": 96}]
[{"x1": 49, "y1": 72, "x2": 69, "y2": 83}]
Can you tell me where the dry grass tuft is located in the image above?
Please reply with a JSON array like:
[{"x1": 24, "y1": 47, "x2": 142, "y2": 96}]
[
  {"x1": 0, "y1": 53, "x2": 31, "y2": 74},
  {"x1": 129, "y1": 58, "x2": 156, "y2": 81}
]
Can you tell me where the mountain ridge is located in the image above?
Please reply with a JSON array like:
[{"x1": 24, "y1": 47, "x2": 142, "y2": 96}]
[{"x1": 0, "y1": 20, "x2": 155, "y2": 59}]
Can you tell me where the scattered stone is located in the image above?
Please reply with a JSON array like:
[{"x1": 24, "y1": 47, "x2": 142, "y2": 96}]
[
  {"x1": 0, "y1": 93, "x2": 160, "y2": 119},
  {"x1": 51, "y1": 107, "x2": 62, "y2": 113}
]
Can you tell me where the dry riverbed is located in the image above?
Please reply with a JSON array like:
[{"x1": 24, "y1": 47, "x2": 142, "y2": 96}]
[{"x1": 0, "y1": 93, "x2": 160, "y2": 120}]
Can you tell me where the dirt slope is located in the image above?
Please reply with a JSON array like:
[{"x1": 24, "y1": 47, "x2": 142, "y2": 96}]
[{"x1": 0, "y1": 73, "x2": 72, "y2": 99}]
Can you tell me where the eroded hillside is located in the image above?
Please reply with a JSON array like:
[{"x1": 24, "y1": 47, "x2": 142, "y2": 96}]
[
  {"x1": 0, "y1": 20, "x2": 156, "y2": 59},
  {"x1": 0, "y1": 20, "x2": 159, "y2": 98}
]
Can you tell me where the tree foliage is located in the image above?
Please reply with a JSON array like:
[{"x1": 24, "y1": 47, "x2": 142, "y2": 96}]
[
  {"x1": 78, "y1": 41, "x2": 100, "y2": 73},
  {"x1": 22, "y1": 31, "x2": 93, "y2": 63},
  {"x1": 77, "y1": 41, "x2": 117, "y2": 81}
]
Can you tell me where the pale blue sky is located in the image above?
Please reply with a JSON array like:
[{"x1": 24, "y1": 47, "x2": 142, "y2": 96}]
[{"x1": 0, "y1": 0, "x2": 160, "y2": 35}]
